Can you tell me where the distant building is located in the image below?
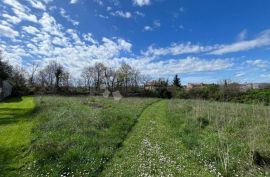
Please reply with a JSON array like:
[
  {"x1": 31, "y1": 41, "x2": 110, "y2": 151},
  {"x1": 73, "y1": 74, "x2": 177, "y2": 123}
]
[
  {"x1": 252, "y1": 83, "x2": 270, "y2": 90},
  {"x1": 0, "y1": 80, "x2": 13, "y2": 101},
  {"x1": 239, "y1": 83, "x2": 253, "y2": 92},
  {"x1": 144, "y1": 80, "x2": 166, "y2": 91},
  {"x1": 186, "y1": 83, "x2": 207, "y2": 90},
  {"x1": 239, "y1": 83, "x2": 270, "y2": 92}
]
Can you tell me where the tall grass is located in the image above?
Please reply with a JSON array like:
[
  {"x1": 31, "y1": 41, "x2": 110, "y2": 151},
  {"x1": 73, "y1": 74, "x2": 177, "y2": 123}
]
[
  {"x1": 21, "y1": 96, "x2": 157, "y2": 177},
  {"x1": 168, "y1": 99, "x2": 270, "y2": 176}
]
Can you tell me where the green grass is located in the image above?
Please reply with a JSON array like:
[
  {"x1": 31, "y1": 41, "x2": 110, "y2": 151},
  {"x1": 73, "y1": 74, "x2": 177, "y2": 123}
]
[
  {"x1": 102, "y1": 100, "x2": 212, "y2": 177},
  {"x1": 0, "y1": 96, "x2": 35, "y2": 177},
  {"x1": 167, "y1": 99, "x2": 270, "y2": 177},
  {"x1": 1, "y1": 96, "x2": 270, "y2": 177},
  {"x1": 21, "y1": 96, "x2": 157, "y2": 177}
]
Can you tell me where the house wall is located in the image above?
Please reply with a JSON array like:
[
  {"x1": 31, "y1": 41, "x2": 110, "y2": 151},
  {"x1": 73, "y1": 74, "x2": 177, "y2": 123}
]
[{"x1": 0, "y1": 80, "x2": 12, "y2": 100}]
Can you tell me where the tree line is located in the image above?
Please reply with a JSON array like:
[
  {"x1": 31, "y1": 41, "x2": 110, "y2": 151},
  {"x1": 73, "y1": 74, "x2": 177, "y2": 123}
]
[
  {"x1": 0, "y1": 50, "x2": 150, "y2": 96},
  {"x1": 1, "y1": 50, "x2": 270, "y2": 103}
]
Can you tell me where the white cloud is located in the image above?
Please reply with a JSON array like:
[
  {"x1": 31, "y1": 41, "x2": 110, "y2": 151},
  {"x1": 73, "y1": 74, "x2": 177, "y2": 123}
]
[
  {"x1": 42, "y1": 0, "x2": 53, "y2": 3},
  {"x1": 235, "y1": 72, "x2": 245, "y2": 77},
  {"x1": 246, "y1": 59, "x2": 268, "y2": 68},
  {"x1": 107, "y1": 6, "x2": 112, "y2": 11},
  {"x1": 82, "y1": 33, "x2": 98, "y2": 44},
  {"x1": 110, "y1": 11, "x2": 132, "y2": 18},
  {"x1": 122, "y1": 56, "x2": 233, "y2": 77},
  {"x1": 133, "y1": 0, "x2": 151, "y2": 7},
  {"x1": 134, "y1": 11, "x2": 145, "y2": 17},
  {"x1": 22, "y1": 26, "x2": 40, "y2": 34},
  {"x1": 143, "y1": 26, "x2": 153, "y2": 31},
  {"x1": 210, "y1": 29, "x2": 270, "y2": 55},
  {"x1": 2, "y1": 14, "x2": 22, "y2": 24},
  {"x1": 0, "y1": 24, "x2": 19, "y2": 39},
  {"x1": 143, "y1": 20, "x2": 161, "y2": 32},
  {"x1": 26, "y1": 0, "x2": 46, "y2": 10},
  {"x1": 260, "y1": 74, "x2": 270, "y2": 78},
  {"x1": 237, "y1": 29, "x2": 247, "y2": 41},
  {"x1": 39, "y1": 12, "x2": 63, "y2": 36},
  {"x1": 153, "y1": 20, "x2": 161, "y2": 28},
  {"x1": 70, "y1": 0, "x2": 79, "y2": 4},
  {"x1": 3, "y1": 0, "x2": 27, "y2": 12},
  {"x1": 3, "y1": 0, "x2": 38, "y2": 23},
  {"x1": 0, "y1": 0, "x2": 245, "y2": 80},
  {"x1": 143, "y1": 43, "x2": 217, "y2": 56},
  {"x1": 94, "y1": 0, "x2": 103, "y2": 6},
  {"x1": 59, "y1": 8, "x2": 79, "y2": 26},
  {"x1": 98, "y1": 14, "x2": 109, "y2": 19},
  {"x1": 12, "y1": 8, "x2": 38, "y2": 23}
]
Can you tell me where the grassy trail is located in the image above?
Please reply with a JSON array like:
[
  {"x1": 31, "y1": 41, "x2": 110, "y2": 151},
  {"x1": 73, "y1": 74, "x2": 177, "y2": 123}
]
[
  {"x1": 0, "y1": 97, "x2": 35, "y2": 177},
  {"x1": 102, "y1": 100, "x2": 212, "y2": 177}
]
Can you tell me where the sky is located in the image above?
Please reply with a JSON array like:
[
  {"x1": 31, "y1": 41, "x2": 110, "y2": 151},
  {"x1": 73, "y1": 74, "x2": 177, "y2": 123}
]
[{"x1": 0, "y1": 0, "x2": 270, "y2": 84}]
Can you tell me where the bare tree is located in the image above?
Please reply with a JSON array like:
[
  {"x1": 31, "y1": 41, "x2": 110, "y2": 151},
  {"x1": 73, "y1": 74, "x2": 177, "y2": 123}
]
[
  {"x1": 37, "y1": 70, "x2": 47, "y2": 87},
  {"x1": 117, "y1": 64, "x2": 133, "y2": 95},
  {"x1": 140, "y1": 74, "x2": 152, "y2": 91},
  {"x1": 28, "y1": 61, "x2": 39, "y2": 86},
  {"x1": 94, "y1": 63, "x2": 106, "y2": 92},
  {"x1": 81, "y1": 66, "x2": 95, "y2": 93},
  {"x1": 61, "y1": 71, "x2": 70, "y2": 88},
  {"x1": 105, "y1": 67, "x2": 117, "y2": 95}
]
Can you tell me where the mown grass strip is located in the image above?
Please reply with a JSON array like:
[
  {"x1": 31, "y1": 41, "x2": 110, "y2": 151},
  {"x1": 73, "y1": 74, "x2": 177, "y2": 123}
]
[
  {"x1": 0, "y1": 96, "x2": 35, "y2": 177},
  {"x1": 102, "y1": 100, "x2": 213, "y2": 177}
]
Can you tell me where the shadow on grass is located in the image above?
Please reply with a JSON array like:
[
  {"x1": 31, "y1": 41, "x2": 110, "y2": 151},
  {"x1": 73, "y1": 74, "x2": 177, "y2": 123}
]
[
  {"x1": 0, "y1": 145, "x2": 27, "y2": 177},
  {"x1": 0, "y1": 108, "x2": 34, "y2": 125},
  {"x1": 0, "y1": 146, "x2": 13, "y2": 176},
  {"x1": 1, "y1": 97, "x2": 23, "y2": 103}
]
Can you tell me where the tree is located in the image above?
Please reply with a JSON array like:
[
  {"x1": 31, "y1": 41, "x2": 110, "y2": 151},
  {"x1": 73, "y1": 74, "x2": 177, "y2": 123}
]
[
  {"x1": 81, "y1": 66, "x2": 95, "y2": 93},
  {"x1": 117, "y1": 64, "x2": 132, "y2": 95},
  {"x1": 173, "y1": 74, "x2": 181, "y2": 88},
  {"x1": 54, "y1": 64, "x2": 64, "y2": 91},
  {"x1": 94, "y1": 63, "x2": 106, "y2": 92},
  {"x1": 37, "y1": 61, "x2": 66, "y2": 92},
  {"x1": 104, "y1": 67, "x2": 117, "y2": 95},
  {"x1": 0, "y1": 51, "x2": 12, "y2": 81},
  {"x1": 130, "y1": 68, "x2": 140, "y2": 91},
  {"x1": 11, "y1": 66, "x2": 28, "y2": 96},
  {"x1": 28, "y1": 61, "x2": 39, "y2": 86},
  {"x1": 0, "y1": 51, "x2": 13, "y2": 97},
  {"x1": 37, "y1": 70, "x2": 47, "y2": 87}
]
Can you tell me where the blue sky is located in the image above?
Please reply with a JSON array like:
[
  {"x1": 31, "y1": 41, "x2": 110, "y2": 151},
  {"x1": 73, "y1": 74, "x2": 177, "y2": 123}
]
[{"x1": 0, "y1": 0, "x2": 270, "y2": 84}]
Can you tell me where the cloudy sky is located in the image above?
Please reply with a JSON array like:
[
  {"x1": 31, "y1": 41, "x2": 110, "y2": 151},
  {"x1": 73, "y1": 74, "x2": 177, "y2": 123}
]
[{"x1": 0, "y1": 0, "x2": 270, "y2": 84}]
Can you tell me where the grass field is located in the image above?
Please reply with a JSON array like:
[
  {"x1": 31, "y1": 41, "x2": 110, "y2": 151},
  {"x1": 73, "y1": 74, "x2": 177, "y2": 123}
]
[
  {"x1": 0, "y1": 97, "x2": 35, "y2": 177},
  {"x1": 0, "y1": 96, "x2": 270, "y2": 177}
]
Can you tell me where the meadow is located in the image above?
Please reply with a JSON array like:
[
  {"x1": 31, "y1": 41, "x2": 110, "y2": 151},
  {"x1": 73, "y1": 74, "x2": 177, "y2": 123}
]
[{"x1": 0, "y1": 96, "x2": 270, "y2": 177}]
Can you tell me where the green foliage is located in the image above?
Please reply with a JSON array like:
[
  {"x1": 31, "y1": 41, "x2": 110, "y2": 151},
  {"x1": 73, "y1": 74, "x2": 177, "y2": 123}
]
[
  {"x1": 173, "y1": 74, "x2": 181, "y2": 87},
  {"x1": 173, "y1": 84, "x2": 270, "y2": 105}
]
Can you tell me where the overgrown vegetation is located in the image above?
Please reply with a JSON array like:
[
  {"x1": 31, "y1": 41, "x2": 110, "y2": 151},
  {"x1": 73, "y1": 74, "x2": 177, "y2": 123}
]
[
  {"x1": 167, "y1": 99, "x2": 270, "y2": 176},
  {"x1": 19, "y1": 96, "x2": 157, "y2": 176},
  {"x1": 1, "y1": 96, "x2": 270, "y2": 176},
  {"x1": 173, "y1": 84, "x2": 270, "y2": 105}
]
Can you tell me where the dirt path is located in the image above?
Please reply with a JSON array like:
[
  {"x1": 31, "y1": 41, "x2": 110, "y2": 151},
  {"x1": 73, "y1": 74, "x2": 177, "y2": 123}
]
[{"x1": 102, "y1": 100, "x2": 212, "y2": 177}]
